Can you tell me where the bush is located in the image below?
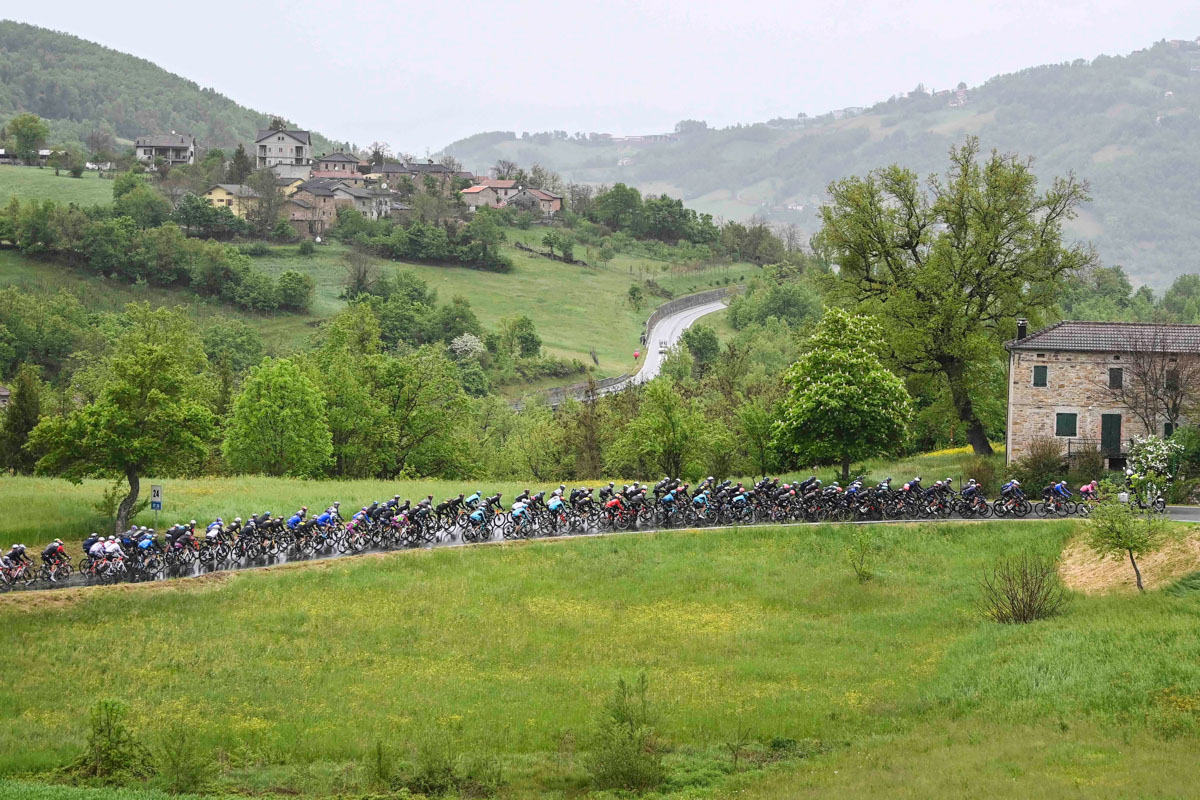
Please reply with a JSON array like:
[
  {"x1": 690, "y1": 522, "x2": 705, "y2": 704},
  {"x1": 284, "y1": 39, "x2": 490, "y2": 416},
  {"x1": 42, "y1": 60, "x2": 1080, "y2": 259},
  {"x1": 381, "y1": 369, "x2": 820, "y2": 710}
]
[
  {"x1": 586, "y1": 673, "x2": 666, "y2": 793},
  {"x1": 978, "y1": 552, "x2": 1069, "y2": 624},
  {"x1": 846, "y1": 528, "x2": 877, "y2": 583},
  {"x1": 959, "y1": 455, "x2": 999, "y2": 496},
  {"x1": 1010, "y1": 436, "x2": 1066, "y2": 493},
  {"x1": 154, "y1": 720, "x2": 214, "y2": 794},
  {"x1": 298, "y1": 239, "x2": 316, "y2": 256},
  {"x1": 69, "y1": 699, "x2": 152, "y2": 782},
  {"x1": 1066, "y1": 443, "x2": 1105, "y2": 489},
  {"x1": 238, "y1": 241, "x2": 271, "y2": 257},
  {"x1": 70, "y1": 165, "x2": 85, "y2": 178},
  {"x1": 276, "y1": 269, "x2": 315, "y2": 311}
]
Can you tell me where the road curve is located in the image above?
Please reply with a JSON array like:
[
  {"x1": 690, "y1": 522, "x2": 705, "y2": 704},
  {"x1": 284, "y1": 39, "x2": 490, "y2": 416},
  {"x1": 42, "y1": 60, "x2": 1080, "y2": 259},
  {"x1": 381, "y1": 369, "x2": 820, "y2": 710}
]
[{"x1": 592, "y1": 300, "x2": 726, "y2": 399}]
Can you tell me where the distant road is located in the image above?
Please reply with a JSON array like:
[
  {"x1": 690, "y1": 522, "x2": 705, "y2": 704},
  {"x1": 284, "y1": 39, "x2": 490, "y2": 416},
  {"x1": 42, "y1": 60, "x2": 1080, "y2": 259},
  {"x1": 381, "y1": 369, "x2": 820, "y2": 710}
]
[{"x1": 591, "y1": 299, "x2": 726, "y2": 398}]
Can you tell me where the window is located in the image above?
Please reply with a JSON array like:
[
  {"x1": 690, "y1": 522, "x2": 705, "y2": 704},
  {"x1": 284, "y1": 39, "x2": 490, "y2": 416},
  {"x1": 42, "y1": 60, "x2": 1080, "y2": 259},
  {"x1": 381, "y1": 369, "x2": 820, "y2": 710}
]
[
  {"x1": 1032, "y1": 365, "x2": 1048, "y2": 387},
  {"x1": 1055, "y1": 413, "x2": 1077, "y2": 437},
  {"x1": 1167, "y1": 369, "x2": 1180, "y2": 392},
  {"x1": 1165, "y1": 422, "x2": 1175, "y2": 437},
  {"x1": 1109, "y1": 368, "x2": 1123, "y2": 389}
]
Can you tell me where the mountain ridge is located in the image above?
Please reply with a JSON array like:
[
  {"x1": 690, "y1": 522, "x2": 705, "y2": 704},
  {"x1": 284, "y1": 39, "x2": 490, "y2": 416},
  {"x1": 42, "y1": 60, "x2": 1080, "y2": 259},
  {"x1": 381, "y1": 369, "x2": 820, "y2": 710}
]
[{"x1": 0, "y1": 20, "x2": 345, "y2": 154}]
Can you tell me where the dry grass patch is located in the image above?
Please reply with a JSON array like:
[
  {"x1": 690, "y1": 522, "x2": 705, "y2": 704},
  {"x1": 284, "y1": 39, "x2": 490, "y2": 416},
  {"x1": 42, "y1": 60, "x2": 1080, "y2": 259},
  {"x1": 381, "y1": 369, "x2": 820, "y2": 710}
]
[{"x1": 1059, "y1": 526, "x2": 1200, "y2": 594}]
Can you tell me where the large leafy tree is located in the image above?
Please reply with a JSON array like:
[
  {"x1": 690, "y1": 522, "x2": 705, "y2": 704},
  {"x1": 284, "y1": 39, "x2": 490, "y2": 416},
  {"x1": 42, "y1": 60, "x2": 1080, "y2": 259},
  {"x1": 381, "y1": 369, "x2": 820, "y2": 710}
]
[
  {"x1": 775, "y1": 309, "x2": 912, "y2": 481},
  {"x1": 29, "y1": 304, "x2": 216, "y2": 532},
  {"x1": 819, "y1": 137, "x2": 1095, "y2": 454},
  {"x1": 222, "y1": 357, "x2": 332, "y2": 477},
  {"x1": 8, "y1": 112, "x2": 50, "y2": 164},
  {"x1": 608, "y1": 377, "x2": 711, "y2": 479}
]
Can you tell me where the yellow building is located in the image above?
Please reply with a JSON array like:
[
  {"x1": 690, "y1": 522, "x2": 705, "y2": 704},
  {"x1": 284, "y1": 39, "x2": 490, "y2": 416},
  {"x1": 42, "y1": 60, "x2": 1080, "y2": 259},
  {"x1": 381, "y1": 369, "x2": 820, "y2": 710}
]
[{"x1": 202, "y1": 184, "x2": 260, "y2": 218}]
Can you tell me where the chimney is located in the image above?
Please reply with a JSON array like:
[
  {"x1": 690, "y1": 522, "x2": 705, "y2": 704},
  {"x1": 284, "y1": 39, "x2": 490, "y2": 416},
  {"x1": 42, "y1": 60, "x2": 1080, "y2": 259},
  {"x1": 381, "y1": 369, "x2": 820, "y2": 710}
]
[{"x1": 1016, "y1": 318, "x2": 1028, "y2": 340}]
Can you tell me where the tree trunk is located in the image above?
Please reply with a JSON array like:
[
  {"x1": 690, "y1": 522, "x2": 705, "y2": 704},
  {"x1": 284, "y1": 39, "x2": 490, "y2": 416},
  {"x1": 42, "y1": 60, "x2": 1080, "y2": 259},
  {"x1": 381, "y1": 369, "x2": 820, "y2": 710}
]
[
  {"x1": 941, "y1": 357, "x2": 995, "y2": 456},
  {"x1": 115, "y1": 470, "x2": 140, "y2": 534},
  {"x1": 841, "y1": 454, "x2": 851, "y2": 483},
  {"x1": 1128, "y1": 548, "x2": 1145, "y2": 593}
]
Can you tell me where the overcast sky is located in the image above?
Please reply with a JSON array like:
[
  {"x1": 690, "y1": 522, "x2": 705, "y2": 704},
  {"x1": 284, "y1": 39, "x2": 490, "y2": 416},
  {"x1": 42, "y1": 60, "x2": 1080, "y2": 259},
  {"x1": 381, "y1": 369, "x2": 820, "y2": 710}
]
[{"x1": 12, "y1": 1, "x2": 1200, "y2": 153}]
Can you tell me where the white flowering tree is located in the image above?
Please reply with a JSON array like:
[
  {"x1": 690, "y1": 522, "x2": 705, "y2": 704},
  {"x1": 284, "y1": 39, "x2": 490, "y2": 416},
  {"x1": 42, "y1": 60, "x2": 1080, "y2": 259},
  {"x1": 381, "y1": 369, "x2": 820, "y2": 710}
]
[{"x1": 448, "y1": 333, "x2": 485, "y2": 362}]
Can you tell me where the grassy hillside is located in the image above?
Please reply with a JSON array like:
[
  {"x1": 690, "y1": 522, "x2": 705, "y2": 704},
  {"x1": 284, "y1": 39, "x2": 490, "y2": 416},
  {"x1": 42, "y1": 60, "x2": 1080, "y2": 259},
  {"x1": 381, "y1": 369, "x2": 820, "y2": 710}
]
[
  {"x1": 1, "y1": 521, "x2": 1198, "y2": 798},
  {"x1": 0, "y1": 20, "x2": 343, "y2": 152},
  {"x1": 0, "y1": 225, "x2": 751, "y2": 382},
  {"x1": 445, "y1": 40, "x2": 1200, "y2": 290},
  {"x1": 0, "y1": 165, "x2": 113, "y2": 205}
]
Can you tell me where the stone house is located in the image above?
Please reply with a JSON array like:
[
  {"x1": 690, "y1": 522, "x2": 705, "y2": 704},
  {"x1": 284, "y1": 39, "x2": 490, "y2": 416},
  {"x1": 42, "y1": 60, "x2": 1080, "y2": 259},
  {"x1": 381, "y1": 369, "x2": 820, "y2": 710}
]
[
  {"x1": 202, "y1": 184, "x2": 259, "y2": 218},
  {"x1": 135, "y1": 133, "x2": 197, "y2": 165},
  {"x1": 473, "y1": 178, "x2": 519, "y2": 202},
  {"x1": 1005, "y1": 319, "x2": 1200, "y2": 468},
  {"x1": 256, "y1": 129, "x2": 312, "y2": 169},
  {"x1": 0, "y1": 384, "x2": 9, "y2": 409},
  {"x1": 507, "y1": 188, "x2": 562, "y2": 216}
]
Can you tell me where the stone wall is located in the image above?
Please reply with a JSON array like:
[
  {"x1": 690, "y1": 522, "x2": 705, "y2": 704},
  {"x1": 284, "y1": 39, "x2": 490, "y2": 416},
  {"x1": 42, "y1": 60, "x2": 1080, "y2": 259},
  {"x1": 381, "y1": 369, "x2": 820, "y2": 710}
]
[{"x1": 1006, "y1": 348, "x2": 1157, "y2": 464}]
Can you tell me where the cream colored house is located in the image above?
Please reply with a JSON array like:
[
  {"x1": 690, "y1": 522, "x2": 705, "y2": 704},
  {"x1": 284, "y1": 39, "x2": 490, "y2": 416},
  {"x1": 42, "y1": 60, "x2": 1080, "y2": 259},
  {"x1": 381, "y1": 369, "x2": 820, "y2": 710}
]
[{"x1": 202, "y1": 184, "x2": 259, "y2": 218}]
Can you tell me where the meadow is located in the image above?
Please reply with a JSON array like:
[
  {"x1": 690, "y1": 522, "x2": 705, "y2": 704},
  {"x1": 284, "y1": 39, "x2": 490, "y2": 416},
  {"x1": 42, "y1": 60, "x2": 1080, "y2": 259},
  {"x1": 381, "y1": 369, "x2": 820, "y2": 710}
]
[
  {"x1": 0, "y1": 230, "x2": 747, "y2": 381},
  {"x1": 0, "y1": 442, "x2": 1008, "y2": 552},
  {"x1": 0, "y1": 166, "x2": 115, "y2": 206},
  {"x1": 1, "y1": 520, "x2": 1198, "y2": 799}
]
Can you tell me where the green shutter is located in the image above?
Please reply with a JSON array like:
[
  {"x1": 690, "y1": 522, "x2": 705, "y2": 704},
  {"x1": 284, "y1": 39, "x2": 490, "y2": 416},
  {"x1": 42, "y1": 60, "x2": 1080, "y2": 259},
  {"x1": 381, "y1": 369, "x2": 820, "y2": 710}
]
[
  {"x1": 1109, "y1": 368, "x2": 1123, "y2": 389},
  {"x1": 1033, "y1": 365, "x2": 1047, "y2": 387},
  {"x1": 1055, "y1": 413, "x2": 1077, "y2": 437}
]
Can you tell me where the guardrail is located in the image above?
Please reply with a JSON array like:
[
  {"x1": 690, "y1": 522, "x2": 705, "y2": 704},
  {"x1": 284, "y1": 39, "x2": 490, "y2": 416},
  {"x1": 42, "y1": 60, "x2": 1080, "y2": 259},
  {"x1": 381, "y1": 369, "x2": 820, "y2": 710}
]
[{"x1": 512, "y1": 285, "x2": 740, "y2": 410}]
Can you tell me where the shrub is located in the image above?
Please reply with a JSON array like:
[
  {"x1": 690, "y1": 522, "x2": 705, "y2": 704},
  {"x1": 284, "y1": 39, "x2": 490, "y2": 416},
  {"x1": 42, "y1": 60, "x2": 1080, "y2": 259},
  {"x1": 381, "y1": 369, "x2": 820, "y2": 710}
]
[
  {"x1": 846, "y1": 528, "x2": 876, "y2": 583},
  {"x1": 276, "y1": 269, "x2": 315, "y2": 311},
  {"x1": 298, "y1": 239, "x2": 316, "y2": 256},
  {"x1": 154, "y1": 720, "x2": 214, "y2": 794},
  {"x1": 69, "y1": 699, "x2": 152, "y2": 781},
  {"x1": 238, "y1": 241, "x2": 271, "y2": 257},
  {"x1": 1010, "y1": 436, "x2": 1065, "y2": 492},
  {"x1": 978, "y1": 552, "x2": 1069, "y2": 623},
  {"x1": 586, "y1": 673, "x2": 666, "y2": 793},
  {"x1": 1066, "y1": 443, "x2": 1104, "y2": 489},
  {"x1": 407, "y1": 724, "x2": 458, "y2": 796},
  {"x1": 70, "y1": 165, "x2": 85, "y2": 178},
  {"x1": 959, "y1": 455, "x2": 999, "y2": 496}
]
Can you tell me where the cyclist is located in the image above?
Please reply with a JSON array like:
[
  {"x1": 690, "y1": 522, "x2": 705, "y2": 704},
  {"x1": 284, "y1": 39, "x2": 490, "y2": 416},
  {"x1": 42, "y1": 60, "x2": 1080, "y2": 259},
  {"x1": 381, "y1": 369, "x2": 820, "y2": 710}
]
[
  {"x1": 1079, "y1": 479, "x2": 1098, "y2": 501},
  {"x1": 81, "y1": 532, "x2": 102, "y2": 557},
  {"x1": 40, "y1": 539, "x2": 68, "y2": 580},
  {"x1": 4, "y1": 543, "x2": 30, "y2": 572}
]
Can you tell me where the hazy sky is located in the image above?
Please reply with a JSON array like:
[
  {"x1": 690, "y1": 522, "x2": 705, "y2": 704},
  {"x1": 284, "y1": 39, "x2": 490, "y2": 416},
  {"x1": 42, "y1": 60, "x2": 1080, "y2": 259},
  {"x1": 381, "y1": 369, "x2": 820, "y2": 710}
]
[{"x1": 12, "y1": 1, "x2": 1200, "y2": 153}]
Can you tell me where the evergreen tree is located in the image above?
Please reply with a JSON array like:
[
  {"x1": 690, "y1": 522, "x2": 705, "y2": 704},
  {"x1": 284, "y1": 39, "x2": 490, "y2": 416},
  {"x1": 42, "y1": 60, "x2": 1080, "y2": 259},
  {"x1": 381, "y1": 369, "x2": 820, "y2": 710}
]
[
  {"x1": 227, "y1": 144, "x2": 253, "y2": 184},
  {"x1": 0, "y1": 364, "x2": 42, "y2": 474}
]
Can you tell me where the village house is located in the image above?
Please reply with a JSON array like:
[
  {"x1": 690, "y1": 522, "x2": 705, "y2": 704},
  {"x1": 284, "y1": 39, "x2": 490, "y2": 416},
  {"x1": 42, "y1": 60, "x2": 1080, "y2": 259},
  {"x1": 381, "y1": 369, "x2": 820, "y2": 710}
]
[
  {"x1": 134, "y1": 133, "x2": 197, "y2": 166},
  {"x1": 276, "y1": 176, "x2": 304, "y2": 196},
  {"x1": 368, "y1": 161, "x2": 415, "y2": 189},
  {"x1": 473, "y1": 178, "x2": 520, "y2": 202},
  {"x1": 331, "y1": 183, "x2": 391, "y2": 220},
  {"x1": 459, "y1": 184, "x2": 503, "y2": 211},
  {"x1": 202, "y1": 184, "x2": 259, "y2": 218},
  {"x1": 507, "y1": 188, "x2": 562, "y2": 217},
  {"x1": 1005, "y1": 320, "x2": 1200, "y2": 469},
  {"x1": 314, "y1": 152, "x2": 365, "y2": 174},
  {"x1": 0, "y1": 384, "x2": 10, "y2": 409},
  {"x1": 256, "y1": 129, "x2": 313, "y2": 170}
]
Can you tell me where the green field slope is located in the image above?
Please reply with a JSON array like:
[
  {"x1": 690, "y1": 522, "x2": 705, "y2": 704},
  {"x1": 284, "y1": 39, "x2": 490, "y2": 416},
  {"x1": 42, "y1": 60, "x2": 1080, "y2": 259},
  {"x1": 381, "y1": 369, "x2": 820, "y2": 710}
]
[
  {"x1": 0, "y1": 166, "x2": 114, "y2": 205},
  {"x1": 0, "y1": 228, "x2": 750, "y2": 380},
  {"x1": 1, "y1": 522, "x2": 1197, "y2": 799},
  {"x1": 445, "y1": 41, "x2": 1200, "y2": 290},
  {"x1": 0, "y1": 21, "x2": 342, "y2": 152}
]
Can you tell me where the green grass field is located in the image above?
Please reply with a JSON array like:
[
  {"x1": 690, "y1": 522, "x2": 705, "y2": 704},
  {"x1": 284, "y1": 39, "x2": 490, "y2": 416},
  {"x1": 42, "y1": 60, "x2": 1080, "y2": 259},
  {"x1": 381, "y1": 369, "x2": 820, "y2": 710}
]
[
  {"x1": 0, "y1": 230, "x2": 750, "y2": 382},
  {"x1": 0, "y1": 166, "x2": 115, "y2": 206},
  {"x1": 1, "y1": 520, "x2": 1197, "y2": 798}
]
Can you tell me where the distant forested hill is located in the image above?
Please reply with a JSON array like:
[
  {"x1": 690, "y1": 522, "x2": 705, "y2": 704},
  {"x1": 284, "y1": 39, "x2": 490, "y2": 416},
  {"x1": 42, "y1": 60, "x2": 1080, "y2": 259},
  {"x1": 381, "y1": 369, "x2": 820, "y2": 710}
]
[
  {"x1": 444, "y1": 40, "x2": 1200, "y2": 289},
  {"x1": 0, "y1": 20, "x2": 343, "y2": 153}
]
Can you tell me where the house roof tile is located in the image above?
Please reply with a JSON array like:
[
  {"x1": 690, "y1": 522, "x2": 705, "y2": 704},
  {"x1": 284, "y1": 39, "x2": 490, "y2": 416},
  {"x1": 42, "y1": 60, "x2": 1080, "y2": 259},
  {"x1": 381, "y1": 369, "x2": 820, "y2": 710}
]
[
  {"x1": 255, "y1": 129, "x2": 312, "y2": 145},
  {"x1": 1007, "y1": 320, "x2": 1200, "y2": 353},
  {"x1": 209, "y1": 184, "x2": 259, "y2": 198},
  {"x1": 135, "y1": 133, "x2": 195, "y2": 147}
]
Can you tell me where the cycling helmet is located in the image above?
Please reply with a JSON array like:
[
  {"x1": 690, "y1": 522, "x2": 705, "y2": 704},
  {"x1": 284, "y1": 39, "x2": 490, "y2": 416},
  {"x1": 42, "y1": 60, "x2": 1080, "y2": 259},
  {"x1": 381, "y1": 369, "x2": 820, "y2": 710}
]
[
  {"x1": 234, "y1": 517, "x2": 242, "y2": 524},
  {"x1": 1012, "y1": 479, "x2": 1021, "y2": 486},
  {"x1": 55, "y1": 539, "x2": 63, "y2": 544},
  {"x1": 107, "y1": 536, "x2": 115, "y2": 541}
]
